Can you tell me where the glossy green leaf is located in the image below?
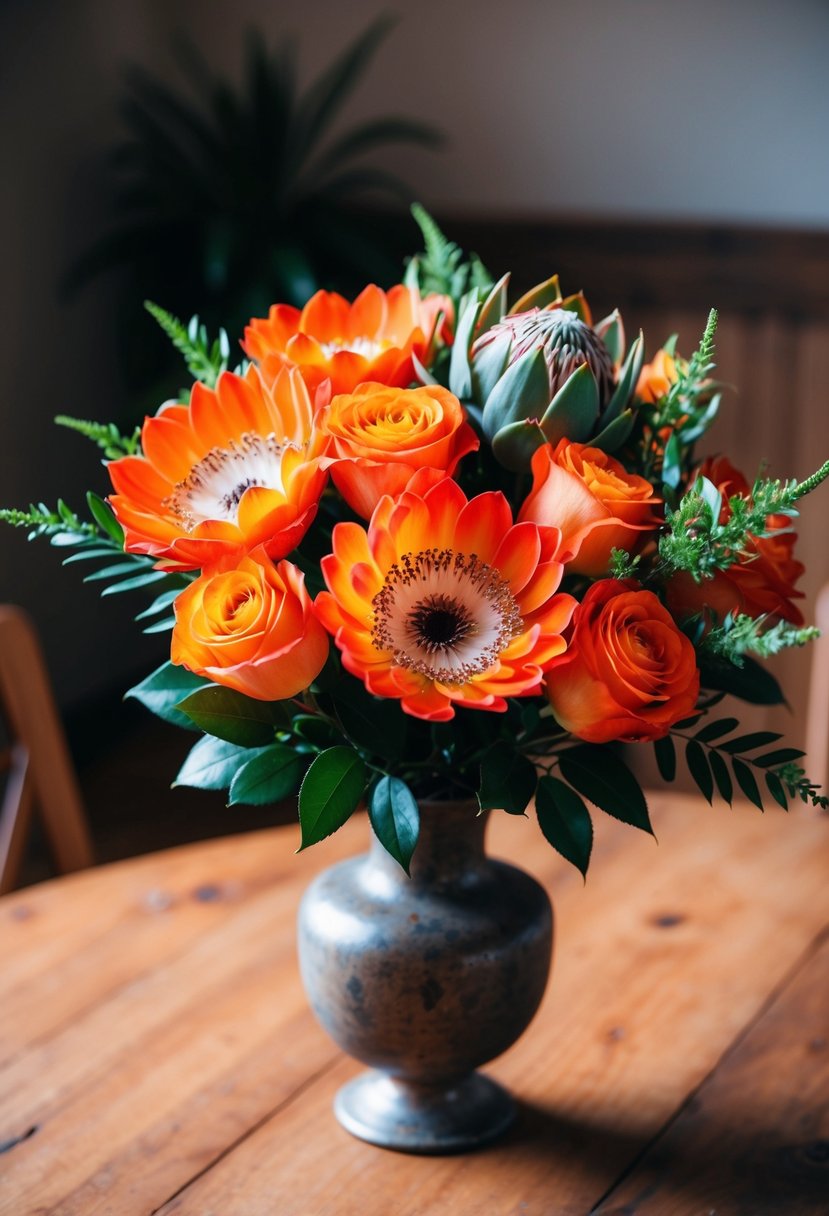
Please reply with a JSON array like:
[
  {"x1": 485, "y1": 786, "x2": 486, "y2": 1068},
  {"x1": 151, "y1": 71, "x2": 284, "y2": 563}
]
[
  {"x1": 559, "y1": 745, "x2": 653, "y2": 835},
  {"x1": 298, "y1": 747, "x2": 366, "y2": 850},
  {"x1": 368, "y1": 776, "x2": 420, "y2": 873},
  {"x1": 175, "y1": 736, "x2": 266, "y2": 791},
  {"x1": 685, "y1": 739, "x2": 714, "y2": 804},
  {"x1": 478, "y1": 743, "x2": 537, "y2": 816},
  {"x1": 100, "y1": 570, "x2": 170, "y2": 595},
  {"x1": 536, "y1": 776, "x2": 593, "y2": 878},
  {"x1": 589, "y1": 408, "x2": 635, "y2": 454},
  {"x1": 125, "y1": 662, "x2": 207, "y2": 730},
  {"x1": 176, "y1": 685, "x2": 288, "y2": 746},
  {"x1": 229, "y1": 745, "x2": 305, "y2": 806},
  {"x1": 329, "y1": 681, "x2": 407, "y2": 760}
]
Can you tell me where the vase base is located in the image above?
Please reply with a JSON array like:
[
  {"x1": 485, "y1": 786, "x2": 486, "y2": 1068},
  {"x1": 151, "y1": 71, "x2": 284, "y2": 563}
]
[{"x1": 334, "y1": 1069, "x2": 515, "y2": 1154}]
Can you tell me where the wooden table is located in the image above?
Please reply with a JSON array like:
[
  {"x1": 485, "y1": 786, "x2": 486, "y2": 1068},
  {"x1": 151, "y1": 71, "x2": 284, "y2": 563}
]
[{"x1": 2, "y1": 793, "x2": 828, "y2": 1215}]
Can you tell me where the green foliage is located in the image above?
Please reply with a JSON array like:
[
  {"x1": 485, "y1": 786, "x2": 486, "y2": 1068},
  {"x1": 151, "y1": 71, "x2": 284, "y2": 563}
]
[
  {"x1": 609, "y1": 548, "x2": 642, "y2": 580},
  {"x1": 175, "y1": 736, "x2": 267, "y2": 791},
  {"x1": 658, "y1": 460, "x2": 829, "y2": 582},
  {"x1": 406, "y1": 205, "x2": 492, "y2": 315},
  {"x1": 558, "y1": 745, "x2": 654, "y2": 835},
  {"x1": 176, "y1": 685, "x2": 291, "y2": 746},
  {"x1": 229, "y1": 745, "x2": 305, "y2": 805},
  {"x1": 298, "y1": 746, "x2": 367, "y2": 850},
  {"x1": 662, "y1": 717, "x2": 828, "y2": 811},
  {"x1": 368, "y1": 776, "x2": 420, "y2": 873},
  {"x1": 702, "y1": 613, "x2": 820, "y2": 666},
  {"x1": 126, "y1": 662, "x2": 208, "y2": 731},
  {"x1": 478, "y1": 743, "x2": 538, "y2": 816},
  {"x1": 54, "y1": 415, "x2": 142, "y2": 459},
  {"x1": 535, "y1": 776, "x2": 593, "y2": 878},
  {"x1": 145, "y1": 302, "x2": 236, "y2": 388}
]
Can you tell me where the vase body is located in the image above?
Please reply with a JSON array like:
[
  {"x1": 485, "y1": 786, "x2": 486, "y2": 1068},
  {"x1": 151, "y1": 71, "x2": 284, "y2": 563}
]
[{"x1": 296, "y1": 800, "x2": 553, "y2": 1153}]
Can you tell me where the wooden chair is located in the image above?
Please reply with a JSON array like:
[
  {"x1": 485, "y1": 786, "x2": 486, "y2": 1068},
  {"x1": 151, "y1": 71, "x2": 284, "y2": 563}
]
[
  {"x1": 805, "y1": 583, "x2": 829, "y2": 799},
  {"x1": 0, "y1": 605, "x2": 94, "y2": 894}
]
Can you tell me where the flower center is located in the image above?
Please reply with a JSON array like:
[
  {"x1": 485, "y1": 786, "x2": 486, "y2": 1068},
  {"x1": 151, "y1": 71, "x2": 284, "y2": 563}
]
[
  {"x1": 164, "y1": 432, "x2": 293, "y2": 530},
  {"x1": 371, "y1": 548, "x2": 523, "y2": 684},
  {"x1": 319, "y1": 337, "x2": 388, "y2": 360}
]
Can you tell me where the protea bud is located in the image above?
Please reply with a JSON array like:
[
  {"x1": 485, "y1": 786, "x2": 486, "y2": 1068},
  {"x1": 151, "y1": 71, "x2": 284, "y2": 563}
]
[{"x1": 454, "y1": 280, "x2": 644, "y2": 472}]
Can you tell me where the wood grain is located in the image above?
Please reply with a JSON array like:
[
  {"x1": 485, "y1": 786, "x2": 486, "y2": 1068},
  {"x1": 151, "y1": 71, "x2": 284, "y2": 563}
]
[{"x1": 594, "y1": 931, "x2": 829, "y2": 1215}]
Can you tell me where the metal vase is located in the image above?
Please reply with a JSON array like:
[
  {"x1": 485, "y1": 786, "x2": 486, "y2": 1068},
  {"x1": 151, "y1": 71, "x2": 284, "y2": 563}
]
[{"x1": 297, "y1": 800, "x2": 553, "y2": 1154}]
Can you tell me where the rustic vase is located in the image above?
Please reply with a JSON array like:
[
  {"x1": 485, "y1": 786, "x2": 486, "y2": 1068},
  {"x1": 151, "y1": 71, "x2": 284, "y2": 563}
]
[{"x1": 296, "y1": 800, "x2": 553, "y2": 1154}]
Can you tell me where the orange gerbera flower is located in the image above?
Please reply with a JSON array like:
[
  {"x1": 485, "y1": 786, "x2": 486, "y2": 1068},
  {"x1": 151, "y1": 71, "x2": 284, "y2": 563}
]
[
  {"x1": 315, "y1": 475, "x2": 577, "y2": 721},
  {"x1": 243, "y1": 283, "x2": 450, "y2": 396},
  {"x1": 108, "y1": 367, "x2": 328, "y2": 572}
]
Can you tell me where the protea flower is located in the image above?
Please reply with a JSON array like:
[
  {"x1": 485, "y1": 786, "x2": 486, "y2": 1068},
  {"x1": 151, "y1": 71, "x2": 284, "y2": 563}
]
[{"x1": 448, "y1": 276, "x2": 644, "y2": 471}]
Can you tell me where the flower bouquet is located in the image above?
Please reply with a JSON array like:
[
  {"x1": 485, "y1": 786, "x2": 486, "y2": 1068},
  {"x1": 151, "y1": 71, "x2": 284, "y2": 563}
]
[{"x1": 4, "y1": 207, "x2": 827, "y2": 1150}]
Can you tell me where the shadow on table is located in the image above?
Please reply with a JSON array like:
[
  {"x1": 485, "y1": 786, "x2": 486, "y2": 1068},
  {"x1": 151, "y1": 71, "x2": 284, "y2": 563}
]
[{"x1": 506, "y1": 1097, "x2": 828, "y2": 1214}]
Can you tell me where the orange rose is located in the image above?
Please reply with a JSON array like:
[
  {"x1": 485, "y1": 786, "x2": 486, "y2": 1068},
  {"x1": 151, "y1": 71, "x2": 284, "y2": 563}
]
[
  {"x1": 636, "y1": 348, "x2": 679, "y2": 403},
  {"x1": 665, "y1": 456, "x2": 805, "y2": 627},
  {"x1": 321, "y1": 382, "x2": 479, "y2": 519},
  {"x1": 545, "y1": 580, "x2": 700, "y2": 743},
  {"x1": 519, "y1": 439, "x2": 662, "y2": 577},
  {"x1": 171, "y1": 549, "x2": 328, "y2": 701},
  {"x1": 243, "y1": 284, "x2": 451, "y2": 396}
]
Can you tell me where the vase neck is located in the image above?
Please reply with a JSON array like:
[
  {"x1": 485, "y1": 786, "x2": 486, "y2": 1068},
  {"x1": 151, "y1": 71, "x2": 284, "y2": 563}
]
[{"x1": 369, "y1": 799, "x2": 488, "y2": 889}]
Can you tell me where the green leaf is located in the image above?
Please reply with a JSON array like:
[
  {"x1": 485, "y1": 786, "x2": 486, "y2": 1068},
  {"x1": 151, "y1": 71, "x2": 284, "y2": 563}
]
[
  {"x1": 662, "y1": 431, "x2": 683, "y2": 491},
  {"x1": 535, "y1": 776, "x2": 593, "y2": 878},
  {"x1": 125, "y1": 662, "x2": 207, "y2": 730},
  {"x1": 86, "y1": 491, "x2": 124, "y2": 545},
  {"x1": 708, "y1": 749, "x2": 733, "y2": 805},
  {"x1": 653, "y1": 735, "x2": 676, "y2": 782},
  {"x1": 699, "y1": 657, "x2": 785, "y2": 706},
  {"x1": 368, "y1": 776, "x2": 420, "y2": 873},
  {"x1": 298, "y1": 747, "x2": 366, "y2": 850},
  {"x1": 478, "y1": 743, "x2": 537, "y2": 816},
  {"x1": 685, "y1": 739, "x2": 714, "y2": 804},
  {"x1": 175, "y1": 736, "x2": 266, "y2": 791},
  {"x1": 330, "y1": 681, "x2": 407, "y2": 760},
  {"x1": 176, "y1": 685, "x2": 288, "y2": 746},
  {"x1": 539, "y1": 362, "x2": 599, "y2": 445},
  {"x1": 752, "y1": 748, "x2": 806, "y2": 768},
  {"x1": 732, "y1": 757, "x2": 764, "y2": 810},
  {"x1": 229, "y1": 745, "x2": 305, "y2": 806},
  {"x1": 589, "y1": 408, "x2": 636, "y2": 454},
  {"x1": 694, "y1": 717, "x2": 740, "y2": 743},
  {"x1": 448, "y1": 294, "x2": 483, "y2": 400},
  {"x1": 491, "y1": 418, "x2": 546, "y2": 472},
  {"x1": 559, "y1": 745, "x2": 653, "y2": 835},
  {"x1": 135, "y1": 587, "x2": 183, "y2": 620},
  {"x1": 765, "y1": 770, "x2": 789, "y2": 810},
  {"x1": 719, "y1": 731, "x2": 782, "y2": 755},
  {"x1": 100, "y1": 569, "x2": 170, "y2": 595},
  {"x1": 604, "y1": 331, "x2": 644, "y2": 424},
  {"x1": 83, "y1": 561, "x2": 148, "y2": 582}
]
